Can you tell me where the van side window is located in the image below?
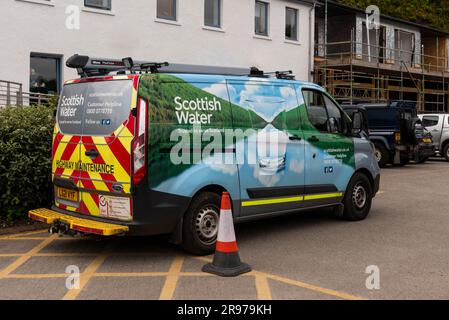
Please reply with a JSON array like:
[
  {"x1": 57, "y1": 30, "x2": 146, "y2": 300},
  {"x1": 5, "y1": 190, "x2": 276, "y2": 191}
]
[
  {"x1": 323, "y1": 95, "x2": 344, "y2": 134},
  {"x1": 422, "y1": 116, "x2": 439, "y2": 127},
  {"x1": 302, "y1": 90, "x2": 329, "y2": 132}
]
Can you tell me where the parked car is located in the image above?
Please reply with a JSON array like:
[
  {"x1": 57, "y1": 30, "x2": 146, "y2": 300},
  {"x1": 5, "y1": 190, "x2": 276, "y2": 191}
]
[
  {"x1": 343, "y1": 101, "x2": 424, "y2": 167},
  {"x1": 414, "y1": 125, "x2": 435, "y2": 163},
  {"x1": 418, "y1": 114, "x2": 449, "y2": 161}
]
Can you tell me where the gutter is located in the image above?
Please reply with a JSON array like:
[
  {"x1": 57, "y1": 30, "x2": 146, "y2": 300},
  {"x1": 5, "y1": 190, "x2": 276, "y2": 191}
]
[{"x1": 308, "y1": 0, "x2": 318, "y2": 82}]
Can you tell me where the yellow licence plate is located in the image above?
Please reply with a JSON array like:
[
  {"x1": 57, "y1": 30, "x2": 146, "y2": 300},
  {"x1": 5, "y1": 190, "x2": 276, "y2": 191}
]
[
  {"x1": 56, "y1": 187, "x2": 79, "y2": 202},
  {"x1": 423, "y1": 138, "x2": 432, "y2": 143}
]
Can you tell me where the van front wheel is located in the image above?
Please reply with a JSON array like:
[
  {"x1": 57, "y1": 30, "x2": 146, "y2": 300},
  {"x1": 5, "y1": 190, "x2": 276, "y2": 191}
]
[
  {"x1": 182, "y1": 192, "x2": 221, "y2": 255},
  {"x1": 342, "y1": 173, "x2": 373, "y2": 221}
]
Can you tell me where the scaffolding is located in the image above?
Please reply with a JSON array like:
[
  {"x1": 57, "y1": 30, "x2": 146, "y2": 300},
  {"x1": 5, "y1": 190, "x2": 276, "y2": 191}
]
[{"x1": 314, "y1": 31, "x2": 449, "y2": 113}]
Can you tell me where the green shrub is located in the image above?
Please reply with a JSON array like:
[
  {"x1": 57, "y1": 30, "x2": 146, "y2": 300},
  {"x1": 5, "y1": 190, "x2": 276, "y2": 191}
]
[{"x1": 0, "y1": 103, "x2": 56, "y2": 221}]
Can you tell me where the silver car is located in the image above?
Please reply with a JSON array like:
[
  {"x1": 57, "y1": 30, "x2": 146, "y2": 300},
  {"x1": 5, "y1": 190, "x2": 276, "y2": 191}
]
[{"x1": 418, "y1": 114, "x2": 449, "y2": 161}]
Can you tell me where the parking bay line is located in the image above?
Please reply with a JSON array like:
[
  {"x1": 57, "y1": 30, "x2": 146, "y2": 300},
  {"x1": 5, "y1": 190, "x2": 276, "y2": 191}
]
[
  {"x1": 194, "y1": 256, "x2": 366, "y2": 301},
  {"x1": 63, "y1": 251, "x2": 109, "y2": 300},
  {"x1": 0, "y1": 235, "x2": 57, "y2": 278},
  {"x1": 159, "y1": 255, "x2": 185, "y2": 300}
]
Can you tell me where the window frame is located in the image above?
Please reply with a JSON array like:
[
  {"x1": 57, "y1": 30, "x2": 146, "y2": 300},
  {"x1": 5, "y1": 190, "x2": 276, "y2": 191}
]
[
  {"x1": 255, "y1": 1, "x2": 269, "y2": 37},
  {"x1": 422, "y1": 115, "x2": 440, "y2": 128},
  {"x1": 285, "y1": 7, "x2": 298, "y2": 41},
  {"x1": 84, "y1": 0, "x2": 112, "y2": 11},
  {"x1": 204, "y1": 0, "x2": 222, "y2": 28},
  {"x1": 30, "y1": 52, "x2": 62, "y2": 94},
  {"x1": 157, "y1": 0, "x2": 177, "y2": 21},
  {"x1": 302, "y1": 88, "x2": 349, "y2": 135}
]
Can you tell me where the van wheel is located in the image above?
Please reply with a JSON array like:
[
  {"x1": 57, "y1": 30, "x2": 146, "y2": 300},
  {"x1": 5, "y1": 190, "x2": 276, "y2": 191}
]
[
  {"x1": 444, "y1": 144, "x2": 449, "y2": 162},
  {"x1": 373, "y1": 143, "x2": 389, "y2": 168},
  {"x1": 182, "y1": 192, "x2": 221, "y2": 255},
  {"x1": 342, "y1": 173, "x2": 373, "y2": 221}
]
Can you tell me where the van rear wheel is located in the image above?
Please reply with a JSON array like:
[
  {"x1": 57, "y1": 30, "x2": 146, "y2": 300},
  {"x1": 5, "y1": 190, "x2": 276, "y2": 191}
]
[
  {"x1": 342, "y1": 173, "x2": 373, "y2": 221},
  {"x1": 182, "y1": 192, "x2": 221, "y2": 255}
]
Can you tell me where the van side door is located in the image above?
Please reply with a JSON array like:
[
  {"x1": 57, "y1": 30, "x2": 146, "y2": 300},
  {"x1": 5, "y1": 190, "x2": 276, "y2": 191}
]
[
  {"x1": 227, "y1": 80, "x2": 305, "y2": 216},
  {"x1": 299, "y1": 87, "x2": 355, "y2": 206}
]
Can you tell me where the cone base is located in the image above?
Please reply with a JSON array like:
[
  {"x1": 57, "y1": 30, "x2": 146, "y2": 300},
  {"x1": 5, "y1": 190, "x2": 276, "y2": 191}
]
[{"x1": 202, "y1": 262, "x2": 251, "y2": 277}]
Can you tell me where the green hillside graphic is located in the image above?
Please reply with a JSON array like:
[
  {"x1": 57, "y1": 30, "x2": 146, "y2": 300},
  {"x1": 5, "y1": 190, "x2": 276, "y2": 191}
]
[{"x1": 139, "y1": 74, "x2": 268, "y2": 187}]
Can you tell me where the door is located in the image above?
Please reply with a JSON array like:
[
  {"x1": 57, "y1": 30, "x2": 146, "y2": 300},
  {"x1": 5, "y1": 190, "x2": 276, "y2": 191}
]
[
  {"x1": 54, "y1": 77, "x2": 136, "y2": 220},
  {"x1": 299, "y1": 88, "x2": 355, "y2": 206},
  {"x1": 227, "y1": 80, "x2": 305, "y2": 216},
  {"x1": 421, "y1": 115, "x2": 443, "y2": 147}
]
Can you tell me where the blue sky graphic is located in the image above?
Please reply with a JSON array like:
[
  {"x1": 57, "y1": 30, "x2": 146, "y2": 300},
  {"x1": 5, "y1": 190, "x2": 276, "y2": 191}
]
[{"x1": 174, "y1": 75, "x2": 299, "y2": 123}]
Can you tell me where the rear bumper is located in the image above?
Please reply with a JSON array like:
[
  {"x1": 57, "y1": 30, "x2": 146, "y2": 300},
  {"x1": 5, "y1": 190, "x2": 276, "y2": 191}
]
[
  {"x1": 29, "y1": 208, "x2": 129, "y2": 236},
  {"x1": 417, "y1": 144, "x2": 435, "y2": 158}
]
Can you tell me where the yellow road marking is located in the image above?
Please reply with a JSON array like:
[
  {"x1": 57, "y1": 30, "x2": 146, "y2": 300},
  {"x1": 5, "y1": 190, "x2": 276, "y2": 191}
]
[
  {"x1": 63, "y1": 252, "x2": 109, "y2": 300},
  {"x1": 159, "y1": 256, "x2": 184, "y2": 300},
  {"x1": 194, "y1": 256, "x2": 365, "y2": 300},
  {"x1": 0, "y1": 233, "x2": 367, "y2": 301},
  {"x1": 267, "y1": 274, "x2": 366, "y2": 300},
  {"x1": 0, "y1": 235, "x2": 56, "y2": 278},
  {"x1": 255, "y1": 273, "x2": 272, "y2": 300},
  {"x1": 5, "y1": 274, "x2": 68, "y2": 279},
  {"x1": 0, "y1": 230, "x2": 48, "y2": 239}
]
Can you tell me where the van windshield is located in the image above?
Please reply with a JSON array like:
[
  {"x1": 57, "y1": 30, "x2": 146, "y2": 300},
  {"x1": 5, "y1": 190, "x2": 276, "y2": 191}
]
[{"x1": 57, "y1": 80, "x2": 133, "y2": 136}]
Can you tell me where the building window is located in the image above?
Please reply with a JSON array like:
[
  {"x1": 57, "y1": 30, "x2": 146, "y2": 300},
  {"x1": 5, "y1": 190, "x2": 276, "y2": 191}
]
[
  {"x1": 204, "y1": 0, "x2": 221, "y2": 28},
  {"x1": 30, "y1": 54, "x2": 61, "y2": 96},
  {"x1": 285, "y1": 7, "x2": 298, "y2": 41},
  {"x1": 84, "y1": 0, "x2": 111, "y2": 10},
  {"x1": 157, "y1": 0, "x2": 177, "y2": 21},
  {"x1": 255, "y1": 1, "x2": 269, "y2": 36}
]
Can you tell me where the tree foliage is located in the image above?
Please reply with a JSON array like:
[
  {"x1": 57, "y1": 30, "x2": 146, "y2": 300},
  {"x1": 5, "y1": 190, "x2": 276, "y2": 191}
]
[{"x1": 335, "y1": 0, "x2": 449, "y2": 32}]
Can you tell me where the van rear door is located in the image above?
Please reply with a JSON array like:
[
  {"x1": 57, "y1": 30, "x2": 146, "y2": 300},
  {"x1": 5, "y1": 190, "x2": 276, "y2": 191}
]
[{"x1": 55, "y1": 76, "x2": 138, "y2": 221}]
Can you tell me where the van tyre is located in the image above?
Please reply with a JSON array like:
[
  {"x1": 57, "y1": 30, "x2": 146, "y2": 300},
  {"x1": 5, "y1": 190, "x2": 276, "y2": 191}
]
[
  {"x1": 342, "y1": 173, "x2": 373, "y2": 221},
  {"x1": 373, "y1": 142, "x2": 389, "y2": 168},
  {"x1": 182, "y1": 192, "x2": 221, "y2": 255}
]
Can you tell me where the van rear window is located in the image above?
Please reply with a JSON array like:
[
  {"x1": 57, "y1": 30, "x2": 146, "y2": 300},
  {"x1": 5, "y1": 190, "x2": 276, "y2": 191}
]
[{"x1": 57, "y1": 80, "x2": 133, "y2": 136}]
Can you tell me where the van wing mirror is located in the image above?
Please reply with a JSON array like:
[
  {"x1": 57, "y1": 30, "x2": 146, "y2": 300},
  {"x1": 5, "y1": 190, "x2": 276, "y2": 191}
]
[
  {"x1": 328, "y1": 117, "x2": 340, "y2": 133},
  {"x1": 352, "y1": 112, "x2": 363, "y2": 135}
]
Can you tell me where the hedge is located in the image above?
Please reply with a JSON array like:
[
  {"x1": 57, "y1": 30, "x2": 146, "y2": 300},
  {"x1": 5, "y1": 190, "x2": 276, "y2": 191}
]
[{"x1": 0, "y1": 99, "x2": 57, "y2": 221}]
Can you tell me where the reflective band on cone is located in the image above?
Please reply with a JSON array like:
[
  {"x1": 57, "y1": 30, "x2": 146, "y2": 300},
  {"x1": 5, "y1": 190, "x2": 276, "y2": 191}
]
[{"x1": 202, "y1": 192, "x2": 251, "y2": 277}]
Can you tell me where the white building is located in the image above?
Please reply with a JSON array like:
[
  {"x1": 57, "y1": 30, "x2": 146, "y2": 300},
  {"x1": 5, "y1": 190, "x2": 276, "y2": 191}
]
[{"x1": 0, "y1": 0, "x2": 316, "y2": 100}]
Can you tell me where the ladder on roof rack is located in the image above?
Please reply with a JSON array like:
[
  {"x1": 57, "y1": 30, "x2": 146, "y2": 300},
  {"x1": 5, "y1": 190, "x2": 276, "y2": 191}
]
[
  {"x1": 66, "y1": 55, "x2": 253, "y2": 77},
  {"x1": 65, "y1": 55, "x2": 296, "y2": 80}
]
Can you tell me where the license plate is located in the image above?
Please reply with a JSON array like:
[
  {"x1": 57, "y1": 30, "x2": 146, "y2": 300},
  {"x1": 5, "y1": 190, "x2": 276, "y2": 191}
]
[
  {"x1": 57, "y1": 187, "x2": 79, "y2": 202},
  {"x1": 423, "y1": 138, "x2": 432, "y2": 143}
]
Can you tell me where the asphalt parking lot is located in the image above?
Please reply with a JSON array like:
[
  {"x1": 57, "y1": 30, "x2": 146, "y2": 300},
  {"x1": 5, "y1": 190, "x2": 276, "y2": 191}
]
[{"x1": 1, "y1": 159, "x2": 449, "y2": 300}]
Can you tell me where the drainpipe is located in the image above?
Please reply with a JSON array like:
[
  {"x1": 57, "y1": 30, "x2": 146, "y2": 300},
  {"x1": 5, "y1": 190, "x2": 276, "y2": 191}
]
[{"x1": 309, "y1": 0, "x2": 318, "y2": 82}]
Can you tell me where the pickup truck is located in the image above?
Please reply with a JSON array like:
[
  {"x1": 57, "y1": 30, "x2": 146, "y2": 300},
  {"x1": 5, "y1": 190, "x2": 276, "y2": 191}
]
[
  {"x1": 418, "y1": 114, "x2": 449, "y2": 161},
  {"x1": 343, "y1": 102, "x2": 429, "y2": 167}
]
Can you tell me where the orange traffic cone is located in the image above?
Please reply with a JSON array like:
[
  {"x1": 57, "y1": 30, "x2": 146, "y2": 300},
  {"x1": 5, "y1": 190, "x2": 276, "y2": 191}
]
[{"x1": 202, "y1": 192, "x2": 251, "y2": 277}]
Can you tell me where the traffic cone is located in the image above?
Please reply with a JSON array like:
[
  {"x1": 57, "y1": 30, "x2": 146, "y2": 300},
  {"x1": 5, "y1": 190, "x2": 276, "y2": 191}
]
[{"x1": 202, "y1": 192, "x2": 251, "y2": 277}]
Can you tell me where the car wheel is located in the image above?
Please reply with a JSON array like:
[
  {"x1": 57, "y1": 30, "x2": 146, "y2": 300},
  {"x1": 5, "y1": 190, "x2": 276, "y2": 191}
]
[
  {"x1": 444, "y1": 144, "x2": 449, "y2": 162},
  {"x1": 416, "y1": 156, "x2": 428, "y2": 164},
  {"x1": 373, "y1": 143, "x2": 389, "y2": 168},
  {"x1": 182, "y1": 192, "x2": 221, "y2": 255},
  {"x1": 342, "y1": 173, "x2": 373, "y2": 221}
]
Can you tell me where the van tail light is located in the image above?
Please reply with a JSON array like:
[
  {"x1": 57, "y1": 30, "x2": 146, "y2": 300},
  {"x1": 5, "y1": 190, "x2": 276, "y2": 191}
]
[
  {"x1": 132, "y1": 98, "x2": 148, "y2": 185},
  {"x1": 395, "y1": 131, "x2": 401, "y2": 143}
]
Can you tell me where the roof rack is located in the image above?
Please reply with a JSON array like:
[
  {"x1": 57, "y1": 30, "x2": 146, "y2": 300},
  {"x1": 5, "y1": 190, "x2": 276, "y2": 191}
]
[{"x1": 65, "y1": 55, "x2": 296, "y2": 80}]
